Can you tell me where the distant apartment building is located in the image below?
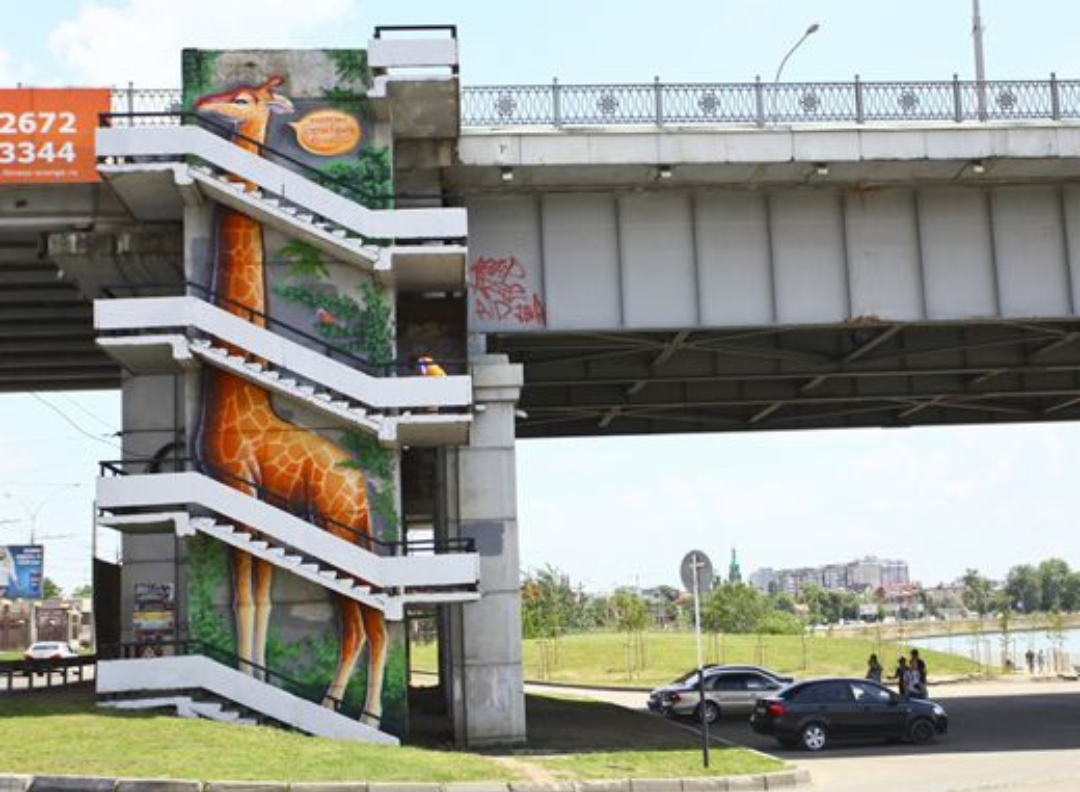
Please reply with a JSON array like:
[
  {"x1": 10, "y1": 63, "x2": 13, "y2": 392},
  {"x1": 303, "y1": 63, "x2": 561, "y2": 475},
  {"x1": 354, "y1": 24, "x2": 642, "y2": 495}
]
[{"x1": 750, "y1": 556, "x2": 911, "y2": 596}]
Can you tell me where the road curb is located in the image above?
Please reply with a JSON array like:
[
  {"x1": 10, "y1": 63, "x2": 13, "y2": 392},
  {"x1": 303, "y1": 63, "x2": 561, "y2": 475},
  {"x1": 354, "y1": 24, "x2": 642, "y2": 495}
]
[{"x1": 0, "y1": 771, "x2": 810, "y2": 792}]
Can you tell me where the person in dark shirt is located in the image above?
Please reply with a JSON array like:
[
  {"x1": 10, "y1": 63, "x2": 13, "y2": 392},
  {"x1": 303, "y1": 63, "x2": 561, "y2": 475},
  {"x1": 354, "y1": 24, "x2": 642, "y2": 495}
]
[{"x1": 908, "y1": 649, "x2": 928, "y2": 699}]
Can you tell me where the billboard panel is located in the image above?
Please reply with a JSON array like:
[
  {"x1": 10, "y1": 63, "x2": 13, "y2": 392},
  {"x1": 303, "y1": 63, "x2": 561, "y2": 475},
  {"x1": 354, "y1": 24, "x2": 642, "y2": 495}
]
[
  {"x1": 0, "y1": 545, "x2": 44, "y2": 599},
  {"x1": 0, "y1": 88, "x2": 110, "y2": 183}
]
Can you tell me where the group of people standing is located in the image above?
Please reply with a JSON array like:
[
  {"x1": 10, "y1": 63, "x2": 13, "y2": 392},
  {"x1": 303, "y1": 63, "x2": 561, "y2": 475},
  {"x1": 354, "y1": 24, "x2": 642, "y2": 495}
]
[{"x1": 866, "y1": 649, "x2": 928, "y2": 699}]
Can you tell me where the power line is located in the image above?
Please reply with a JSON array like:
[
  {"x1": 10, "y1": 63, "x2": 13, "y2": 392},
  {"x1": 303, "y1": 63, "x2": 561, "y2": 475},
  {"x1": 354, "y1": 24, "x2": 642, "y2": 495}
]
[
  {"x1": 55, "y1": 392, "x2": 119, "y2": 432},
  {"x1": 29, "y1": 393, "x2": 126, "y2": 455}
]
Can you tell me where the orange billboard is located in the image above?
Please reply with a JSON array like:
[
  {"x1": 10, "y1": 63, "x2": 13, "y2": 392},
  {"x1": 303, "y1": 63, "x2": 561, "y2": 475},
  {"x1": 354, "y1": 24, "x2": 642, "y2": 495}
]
[{"x1": 0, "y1": 88, "x2": 111, "y2": 183}]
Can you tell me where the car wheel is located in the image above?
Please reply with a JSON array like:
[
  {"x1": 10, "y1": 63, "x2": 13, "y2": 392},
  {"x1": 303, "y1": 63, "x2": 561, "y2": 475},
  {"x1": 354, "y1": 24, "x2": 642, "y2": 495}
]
[
  {"x1": 696, "y1": 701, "x2": 721, "y2": 725},
  {"x1": 908, "y1": 718, "x2": 936, "y2": 745},
  {"x1": 800, "y1": 722, "x2": 828, "y2": 752}
]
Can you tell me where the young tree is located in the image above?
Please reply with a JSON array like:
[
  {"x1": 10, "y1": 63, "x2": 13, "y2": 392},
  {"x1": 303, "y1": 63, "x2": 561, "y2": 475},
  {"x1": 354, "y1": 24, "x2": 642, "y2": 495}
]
[
  {"x1": 961, "y1": 569, "x2": 994, "y2": 617},
  {"x1": 610, "y1": 587, "x2": 649, "y2": 679},
  {"x1": 41, "y1": 577, "x2": 62, "y2": 599},
  {"x1": 1038, "y1": 558, "x2": 1073, "y2": 613},
  {"x1": 1005, "y1": 564, "x2": 1041, "y2": 613},
  {"x1": 521, "y1": 565, "x2": 579, "y2": 677},
  {"x1": 704, "y1": 582, "x2": 768, "y2": 634}
]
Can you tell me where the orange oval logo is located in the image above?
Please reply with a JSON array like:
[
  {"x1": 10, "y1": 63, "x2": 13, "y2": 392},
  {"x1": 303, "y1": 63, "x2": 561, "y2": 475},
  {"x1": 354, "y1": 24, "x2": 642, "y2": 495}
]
[{"x1": 289, "y1": 110, "x2": 361, "y2": 157}]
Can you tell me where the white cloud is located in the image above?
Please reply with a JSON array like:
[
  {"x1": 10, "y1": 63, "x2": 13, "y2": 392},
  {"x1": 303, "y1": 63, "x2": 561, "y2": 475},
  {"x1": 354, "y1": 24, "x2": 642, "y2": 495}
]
[{"x1": 48, "y1": 0, "x2": 355, "y2": 86}]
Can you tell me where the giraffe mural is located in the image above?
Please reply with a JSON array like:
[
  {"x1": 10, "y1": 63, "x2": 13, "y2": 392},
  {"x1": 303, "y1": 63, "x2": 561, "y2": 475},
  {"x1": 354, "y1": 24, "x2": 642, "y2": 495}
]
[{"x1": 191, "y1": 74, "x2": 391, "y2": 726}]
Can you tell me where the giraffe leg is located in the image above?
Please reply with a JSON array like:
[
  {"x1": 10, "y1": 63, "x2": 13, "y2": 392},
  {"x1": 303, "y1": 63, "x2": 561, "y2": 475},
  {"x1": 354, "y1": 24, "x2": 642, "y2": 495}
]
[
  {"x1": 359, "y1": 605, "x2": 388, "y2": 726},
  {"x1": 324, "y1": 595, "x2": 364, "y2": 709},
  {"x1": 252, "y1": 557, "x2": 274, "y2": 681},
  {"x1": 233, "y1": 547, "x2": 255, "y2": 675}
]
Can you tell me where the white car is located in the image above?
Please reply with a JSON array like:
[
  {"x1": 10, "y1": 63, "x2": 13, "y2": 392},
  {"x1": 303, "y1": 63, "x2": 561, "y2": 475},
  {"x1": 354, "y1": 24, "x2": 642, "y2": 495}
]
[{"x1": 23, "y1": 642, "x2": 77, "y2": 661}]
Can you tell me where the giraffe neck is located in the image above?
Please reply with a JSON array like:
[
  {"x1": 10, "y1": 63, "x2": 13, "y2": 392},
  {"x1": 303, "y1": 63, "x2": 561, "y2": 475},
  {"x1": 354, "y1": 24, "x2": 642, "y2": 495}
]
[{"x1": 207, "y1": 207, "x2": 273, "y2": 419}]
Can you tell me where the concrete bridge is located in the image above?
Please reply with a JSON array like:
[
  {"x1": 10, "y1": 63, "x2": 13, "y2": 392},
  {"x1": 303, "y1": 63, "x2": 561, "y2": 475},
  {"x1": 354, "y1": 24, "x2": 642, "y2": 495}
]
[{"x1": 4, "y1": 56, "x2": 1080, "y2": 747}]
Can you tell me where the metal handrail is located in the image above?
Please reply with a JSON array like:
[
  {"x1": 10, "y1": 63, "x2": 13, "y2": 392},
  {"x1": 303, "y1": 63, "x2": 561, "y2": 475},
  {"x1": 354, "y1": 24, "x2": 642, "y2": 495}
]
[
  {"x1": 98, "y1": 457, "x2": 475, "y2": 556},
  {"x1": 98, "y1": 280, "x2": 469, "y2": 376},
  {"x1": 98, "y1": 639, "x2": 379, "y2": 721},
  {"x1": 99, "y1": 111, "x2": 398, "y2": 210},
  {"x1": 100, "y1": 280, "x2": 397, "y2": 376},
  {"x1": 112, "y1": 75, "x2": 1080, "y2": 131}
]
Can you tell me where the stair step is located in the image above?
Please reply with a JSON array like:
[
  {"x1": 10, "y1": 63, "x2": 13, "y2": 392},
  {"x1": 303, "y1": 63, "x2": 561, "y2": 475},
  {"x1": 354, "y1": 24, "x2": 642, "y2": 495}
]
[
  {"x1": 298, "y1": 385, "x2": 316, "y2": 396},
  {"x1": 280, "y1": 378, "x2": 297, "y2": 388},
  {"x1": 249, "y1": 541, "x2": 270, "y2": 551},
  {"x1": 331, "y1": 400, "x2": 349, "y2": 409},
  {"x1": 297, "y1": 213, "x2": 314, "y2": 223},
  {"x1": 313, "y1": 392, "x2": 332, "y2": 402},
  {"x1": 227, "y1": 354, "x2": 246, "y2": 363},
  {"x1": 264, "y1": 371, "x2": 280, "y2": 380},
  {"x1": 350, "y1": 408, "x2": 368, "y2": 417},
  {"x1": 331, "y1": 229, "x2": 348, "y2": 238},
  {"x1": 282, "y1": 555, "x2": 302, "y2": 565},
  {"x1": 300, "y1": 563, "x2": 320, "y2": 573},
  {"x1": 267, "y1": 547, "x2": 286, "y2": 558},
  {"x1": 205, "y1": 346, "x2": 227, "y2": 356},
  {"x1": 243, "y1": 361, "x2": 265, "y2": 373},
  {"x1": 191, "y1": 338, "x2": 211, "y2": 348},
  {"x1": 262, "y1": 198, "x2": 280, "y2": 208},
  {"x1": 319, "y1": 570, "x2": 340, "y2": 580}
]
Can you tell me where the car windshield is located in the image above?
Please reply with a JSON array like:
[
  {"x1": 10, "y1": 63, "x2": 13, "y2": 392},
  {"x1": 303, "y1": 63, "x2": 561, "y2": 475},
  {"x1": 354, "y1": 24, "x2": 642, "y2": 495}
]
[{"x1": 672, "y1": 670, "x2": 700, "y2": 686}]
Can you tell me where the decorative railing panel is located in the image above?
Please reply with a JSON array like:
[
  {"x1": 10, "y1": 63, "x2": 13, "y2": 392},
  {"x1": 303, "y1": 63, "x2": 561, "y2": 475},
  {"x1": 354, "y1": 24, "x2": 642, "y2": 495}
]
[{"x1": 112, "y1": 77, "x2": 1080, "y2": 130}]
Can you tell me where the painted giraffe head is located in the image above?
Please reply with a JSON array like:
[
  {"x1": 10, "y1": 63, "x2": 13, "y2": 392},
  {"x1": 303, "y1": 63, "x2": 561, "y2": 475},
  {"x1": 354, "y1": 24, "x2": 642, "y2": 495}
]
[{"x1": 195, "y1": 75, "x2": 294, "y2": 149}]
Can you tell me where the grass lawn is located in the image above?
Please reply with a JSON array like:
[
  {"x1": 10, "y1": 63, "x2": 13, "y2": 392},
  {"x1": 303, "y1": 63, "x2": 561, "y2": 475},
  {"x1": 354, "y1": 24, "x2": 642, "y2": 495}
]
[
  {"x1": 535, "y1": 748, "x2": 784, "y2": 780},
  {"x1": 0, "y1": 698, "x2": 786, "y2": 783},
  {"x1": 413, "y1": 631, "x2": 980, "y2": 687},
  {"x1": 0, "y1": 699, "x2": 517, "y2": 783}
]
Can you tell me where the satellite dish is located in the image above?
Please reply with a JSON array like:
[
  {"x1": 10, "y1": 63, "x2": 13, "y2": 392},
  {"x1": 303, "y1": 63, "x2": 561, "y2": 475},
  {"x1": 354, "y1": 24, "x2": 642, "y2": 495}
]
[{"x1": 680, "y1": 550, "x2": 714, "y2": 596}]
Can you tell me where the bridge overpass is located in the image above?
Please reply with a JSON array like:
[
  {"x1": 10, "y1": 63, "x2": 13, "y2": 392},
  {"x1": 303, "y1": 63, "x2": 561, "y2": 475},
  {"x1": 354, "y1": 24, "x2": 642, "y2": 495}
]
[{"x1": 3, "y1": 56, "x2": 1080, "y2": 747}]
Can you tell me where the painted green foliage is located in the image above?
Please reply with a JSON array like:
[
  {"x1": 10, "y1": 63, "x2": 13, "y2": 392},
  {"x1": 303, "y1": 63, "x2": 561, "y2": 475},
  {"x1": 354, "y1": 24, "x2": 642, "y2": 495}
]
[
  {"x1": 322, "y1": 49, "x2": 393, "y2": 210},
  {"x1": 186, "y1": 534, "x2": 237, "y2": 657},
  {"x1": 181, "y1": 50, "x2": 221, "y2": 111},
  {"x1": 275, "y1": 243, "x2": 395, "y2": 368},
  {"x1": 273, "y1": 241, "x2": 400, "y2": 539},
  {"x1": 265, "y1": 632, "x2": 407, "y2": 733}
]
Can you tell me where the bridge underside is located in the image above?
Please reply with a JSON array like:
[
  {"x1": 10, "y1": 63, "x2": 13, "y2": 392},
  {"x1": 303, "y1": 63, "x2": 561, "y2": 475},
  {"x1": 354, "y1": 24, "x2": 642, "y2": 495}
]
[{"x1": 494, "y1": 319, "x2": 1080, "y2": 437}]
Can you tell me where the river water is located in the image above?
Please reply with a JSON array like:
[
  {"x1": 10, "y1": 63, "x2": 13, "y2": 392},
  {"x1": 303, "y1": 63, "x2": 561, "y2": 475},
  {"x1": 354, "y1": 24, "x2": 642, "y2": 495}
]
[{"x1": 910, "y1": 626, "x2": 1080, "y2": 669}]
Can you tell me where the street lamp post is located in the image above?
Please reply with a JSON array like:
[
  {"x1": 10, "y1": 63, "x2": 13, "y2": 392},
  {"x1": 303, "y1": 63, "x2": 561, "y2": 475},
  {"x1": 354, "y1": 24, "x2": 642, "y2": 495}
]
[
  {"x1": 3, "y1": 484, "x2": 84, "y2": 545},
  {"x1": 972, "y1": 0, "x2": 988, "y2": 119},
  {"x1": 773, "y1": 23, "x2": 821, "y2": 84}
]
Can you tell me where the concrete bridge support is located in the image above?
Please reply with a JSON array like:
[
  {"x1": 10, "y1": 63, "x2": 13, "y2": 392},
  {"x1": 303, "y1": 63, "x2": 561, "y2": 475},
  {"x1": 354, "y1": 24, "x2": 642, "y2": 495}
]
[{"x1": 440, "y1": 354, "x2": 526, "y2": 747}]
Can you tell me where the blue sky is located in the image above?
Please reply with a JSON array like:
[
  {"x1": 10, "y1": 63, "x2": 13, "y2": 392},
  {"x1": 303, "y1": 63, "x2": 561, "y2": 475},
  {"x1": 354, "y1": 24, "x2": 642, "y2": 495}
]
[{"x1": 3, "y1": 0, "x2": 1080, "y2": 593}]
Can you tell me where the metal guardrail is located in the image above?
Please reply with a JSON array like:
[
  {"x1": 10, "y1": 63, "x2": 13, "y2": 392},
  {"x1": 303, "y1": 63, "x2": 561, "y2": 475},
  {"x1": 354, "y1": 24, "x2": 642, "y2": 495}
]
[
  {"x1": 0, "y1": 654, "x2": 96, "y2": 692},
  {"x1": 112, "y1": 76, "x2": 1080, "y2": 130}
]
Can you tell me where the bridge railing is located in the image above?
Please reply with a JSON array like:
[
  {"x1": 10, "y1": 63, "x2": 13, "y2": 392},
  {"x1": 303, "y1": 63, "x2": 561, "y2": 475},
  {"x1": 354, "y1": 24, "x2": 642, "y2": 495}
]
[
  {"x1": 112, "y1": 75, "x2": 1080, "y2": 130},
  {"x1": 461, "y1": 75, "x2": 1080, "y2": 127}
]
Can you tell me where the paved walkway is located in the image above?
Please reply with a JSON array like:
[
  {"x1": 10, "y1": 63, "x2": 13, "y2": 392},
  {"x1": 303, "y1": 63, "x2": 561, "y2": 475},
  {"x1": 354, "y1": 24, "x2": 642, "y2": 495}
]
[{"x1": 525, "y1": 678, "x2": 1080, "y2": 792}]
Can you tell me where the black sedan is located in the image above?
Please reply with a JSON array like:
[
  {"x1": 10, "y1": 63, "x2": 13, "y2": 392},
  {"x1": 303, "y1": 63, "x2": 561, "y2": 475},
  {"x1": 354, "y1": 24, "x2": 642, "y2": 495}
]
[{"x1": 749, "y1": 677, "x2": 948, "y2": 751}]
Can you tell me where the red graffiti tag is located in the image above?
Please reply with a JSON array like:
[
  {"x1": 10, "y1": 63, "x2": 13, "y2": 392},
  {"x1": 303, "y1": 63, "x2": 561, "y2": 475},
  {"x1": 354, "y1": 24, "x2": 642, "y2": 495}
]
[{"x1": 470, "y1": 255, "x2": 547, "y2": 327}]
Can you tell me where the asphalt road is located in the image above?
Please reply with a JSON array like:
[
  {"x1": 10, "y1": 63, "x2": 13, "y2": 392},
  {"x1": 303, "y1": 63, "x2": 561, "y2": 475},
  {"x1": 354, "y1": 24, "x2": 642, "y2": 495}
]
[{"x1": 528, "y1": 679, "x2": 1080, "y2": 792}]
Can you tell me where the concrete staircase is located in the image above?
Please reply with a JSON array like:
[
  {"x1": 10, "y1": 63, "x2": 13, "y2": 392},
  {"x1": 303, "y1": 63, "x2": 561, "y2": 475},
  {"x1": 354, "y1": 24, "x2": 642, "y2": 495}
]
[{"x1": 97, "y1": 655, "x2": 398, "y2": 744}]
